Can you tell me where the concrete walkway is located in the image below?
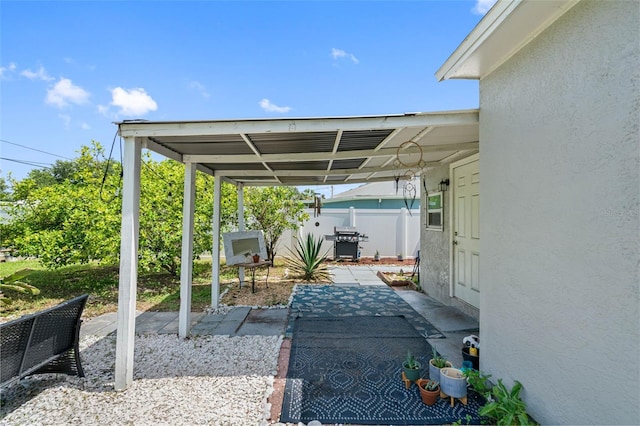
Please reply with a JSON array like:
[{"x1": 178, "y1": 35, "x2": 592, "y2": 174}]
[{"x1": 80, "y1": 265, "x2": 478, "y2": 366}]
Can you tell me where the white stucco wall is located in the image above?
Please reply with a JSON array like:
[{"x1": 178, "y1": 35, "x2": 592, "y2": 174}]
[{"x1": 479, "y1": 1, "x2": 639, "y2": 424}]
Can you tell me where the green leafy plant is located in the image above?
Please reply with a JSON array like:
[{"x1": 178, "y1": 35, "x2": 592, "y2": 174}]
[
  {"x1": 0, "y1": 268, "x2": 40, "y2": 305},
  {"x1": 245, "y1": 186, "x2": 309, "y2": 262},
  {"x1": 464, "y1": 369, "x2": 493, "y2": 398},
  {"x1": 430, "y1": 346, "x2": 448, "y2": 368},
  {"x1": 404, "y1": 350, "x2": 420, "y2": 370},
  {"x1": 283, "y1": 233, "x2": 332, "y2": 282},
  {"x1": 420, "y1": 379, "x2": 439, "y2": 391},
  {"x1": 479, "y1": 379, "x2": 535, "y2": 425}
]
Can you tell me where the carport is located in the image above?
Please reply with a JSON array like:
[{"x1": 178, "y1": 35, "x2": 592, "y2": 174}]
[{"x1": 113, "y1": 110, "x2": 478, "y2": 390}]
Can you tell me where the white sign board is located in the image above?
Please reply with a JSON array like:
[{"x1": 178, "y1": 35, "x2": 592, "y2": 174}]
[{"x1": 222, "y1": 230, "x2": 268, "y2": 265}]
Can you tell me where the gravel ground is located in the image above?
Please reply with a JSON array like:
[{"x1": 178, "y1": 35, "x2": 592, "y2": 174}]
[{"x1": 1, "y1": 333, "x2": 282, "y2": 425}]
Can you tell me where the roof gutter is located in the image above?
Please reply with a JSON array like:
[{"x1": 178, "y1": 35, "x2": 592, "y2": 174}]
[{"x1": 436, "y1": 0, "x2": 581, "y2": 81}]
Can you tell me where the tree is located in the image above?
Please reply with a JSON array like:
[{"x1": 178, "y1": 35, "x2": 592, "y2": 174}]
[
  {"x1": 2, "y1": 142, "x2": 238, "y2": 275},
  {"x1": 244, "y1": 186, "x2": 309, "y2": 262},
  {"x1": 0, "y1": 177, "x2": 11, "y2": 201},
  {"x1": 3, "y1": 143, "x2": 123, "y2": 268}
]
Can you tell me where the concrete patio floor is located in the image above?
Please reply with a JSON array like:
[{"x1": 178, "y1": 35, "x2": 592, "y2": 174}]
[{"x1": 80, "y1": 264, "x2": 478, "y2": 366}]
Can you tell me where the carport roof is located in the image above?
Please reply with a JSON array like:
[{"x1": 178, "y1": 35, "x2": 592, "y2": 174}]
[{"x1": 116, "y1": 109, "x2": 478, "y2": 186}]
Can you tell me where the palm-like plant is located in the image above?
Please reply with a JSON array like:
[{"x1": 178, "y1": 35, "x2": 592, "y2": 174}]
[
  {"x1": 1, "y1": 269, "x2": 40, "y2": 305},
  {"x1": 283, "y1": 233, "x2": 332, "y2": 282}
]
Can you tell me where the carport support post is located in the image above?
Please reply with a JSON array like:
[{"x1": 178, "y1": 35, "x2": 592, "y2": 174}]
[
  {"x1": 400, "y1": 207, "x2": 408, "y2": 258},
  {"x1": 211, "y1": 175, "x2": 222, "y2": 309},
  {"x1": 237, "y1": 183, "x2": 245, "y2": 285},
  {"x1": 179, "y1": 163, "x2": 196, "y2": 338},
  {"x1": 115, "y1": 136, "x2": 141, "y2": 391}
]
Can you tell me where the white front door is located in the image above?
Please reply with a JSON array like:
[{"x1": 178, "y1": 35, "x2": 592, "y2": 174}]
[{"x1": 452, "y1": 156, "x2": 480, "y2": 308}]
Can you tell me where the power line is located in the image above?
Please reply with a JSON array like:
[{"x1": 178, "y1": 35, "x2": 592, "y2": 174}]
[
  {"x1": 0, "y1": 157, "x2": 51, "y2": 169},
  {"x1": 0, "y1": 139, "x2": 71, "y2": 160}
]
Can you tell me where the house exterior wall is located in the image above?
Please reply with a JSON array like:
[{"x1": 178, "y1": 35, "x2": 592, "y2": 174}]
[
  {"x1": 277, "y1": 207, "x2": 420, "y2": 259},
  {"x1": 419, "y1": 168, "x2": 453, "y2": 306},
  {"x1": 322, "y1": 198, "x2": 419, "y2": 210},
  {"x1": 479, "y1": 1, "x2": 639, "y2": 424},
  {"x1": 420, "y1": 164, "x2": 480, "y2": 319}
]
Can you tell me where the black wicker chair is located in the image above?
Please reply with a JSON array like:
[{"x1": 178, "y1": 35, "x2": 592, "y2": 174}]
[{"x1": 1, "y1": 294, "x2": 88, "y2": 388}]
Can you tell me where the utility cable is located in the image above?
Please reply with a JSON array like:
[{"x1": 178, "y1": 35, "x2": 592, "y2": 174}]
[
  {"x1": 0, "y1": 139, "x2": 71, "y2": 160},
  {"x1": 98, "y1": 130, "x2": 122, "y2": 203},
  {"x1": 0, "y1": 157, "x2": 51, "y2": 169}
]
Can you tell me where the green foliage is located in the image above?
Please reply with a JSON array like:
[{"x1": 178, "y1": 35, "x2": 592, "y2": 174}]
[
  {"x1": 283, "y1": 233, "x2": 331, "y2": 282},
  {"x1": 478, "y1": 379, "x2": 536, "y2": 425},
  {"x1": 452, "y1": 414, "x2": 473, "y2": 426},
  {"x1": 420, "y1": 379, "x2": 439, "y2": 391},
  {"x1": 464, "y1": 369, "x2": 493, "y2": 397},
  {"x1": 0, "y1": 177, "x2": 11, "y2": 201},
  {"x1": 430, "y1": 346, "x2": 448, "y2": 368},
  {"x1": 244, "y1": 186, "x2": 308, "y2": 262},
  {"x1": 404, "y1": 350, "x2": 420, "y2": 370},
  {"x1": 0, "y1": 268, "x2": 40, "y2": 305},
  {"x1": 1, "y1": 142, "x2": 239, "y2": 275}
]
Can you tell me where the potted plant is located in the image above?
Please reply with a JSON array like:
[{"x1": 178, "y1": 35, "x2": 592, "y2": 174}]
[
  {"x1": 417, "y1": 379, "x2": 440, "y2": 405},
  {"x1": 374, "y1": 250, "x2": 380, "y2": 261},
  {"x1": 402, "y1": 350, "x2": 421, "y2": 382},
  {"x1": 428, "y1": 346, "x2": 452, "y2": 382},
  {"x1": 440, "y1": 367, "x2": 468, "y2": 401},
  {"x1": 252, "y1": 253, "x2": 260, "y2": 263}
]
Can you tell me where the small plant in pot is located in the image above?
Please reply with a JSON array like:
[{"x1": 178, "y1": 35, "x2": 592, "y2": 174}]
[
  {"x1": 429, "y1": 346, "x2": 452, "y2": 382},
  {"x1": 402, "y1": 350, "x2": 421, "y2": 382},
  {"x1": 374, "y1": 250, "x2": 380, "y2": 261},
  {"x1": 417, "y1": 379, "x2": 440, "y2": 405}
]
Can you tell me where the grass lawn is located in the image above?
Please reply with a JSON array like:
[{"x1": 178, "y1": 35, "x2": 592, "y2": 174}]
[{"x1": 0, "y1": 259, "x2": 298, "y2": 322}]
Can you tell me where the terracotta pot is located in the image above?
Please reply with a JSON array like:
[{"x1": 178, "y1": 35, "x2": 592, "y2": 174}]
[
  {"x1": 252, "y1": 254, "x2": 260, "y2": 263},
  {"x1": 429, "y1": 359, "x2": 452, "y2": 382},
  {"x1": 417, "y1": 379, "x2": 440, "y2": 405},
  {"x1": 440, "y1": 367, "x2": 467, "y2": 398}
]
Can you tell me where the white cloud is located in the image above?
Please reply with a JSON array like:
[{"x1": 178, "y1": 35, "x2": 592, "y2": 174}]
[
  {"x1": 472, "y1": 0, "x2": 498, "y2": 15},
  {"x1": 188, "y1": 80, "x2": 210, "y2": 99},
  {"x1": 80, "y1": 122, "x2": 91, "y2": 130},
  {"x1": 331, "y1": 48, "x2": 359, "y2": 64},
  {"x1": 46, "y1": 78, "x2": 90, "y2": 107},
  {"x1": 22, "y1": 65, "x2": 54, "y2": 81},
  {"x1": 0, "y1": 62, "x2": 17, "y2": 79},
  {"x1": 259, "y1": 98, "x2": 291, "y2": 114},
  {"x1": 110, "y1": 87, "x2": 158, "y2": 116}
]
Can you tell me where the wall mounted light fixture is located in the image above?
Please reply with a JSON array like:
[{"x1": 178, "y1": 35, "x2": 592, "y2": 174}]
[{"x1": 438, "y1": 179, "x2": 450, "y2": 192}]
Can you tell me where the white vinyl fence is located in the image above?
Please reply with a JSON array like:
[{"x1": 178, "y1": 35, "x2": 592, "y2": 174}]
[{"x1": 277, "y1": 206, "x2": 420, "y2": 260}]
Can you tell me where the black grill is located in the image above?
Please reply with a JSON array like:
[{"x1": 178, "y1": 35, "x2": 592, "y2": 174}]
[{"x1": 325, "y1": 226, "x2": 368, "y2": 261}]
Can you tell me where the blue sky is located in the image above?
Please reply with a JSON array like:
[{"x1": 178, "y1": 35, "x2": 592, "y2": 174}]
[{"x1": 1, "y1": 0, "x2": 495, "y2": 195}]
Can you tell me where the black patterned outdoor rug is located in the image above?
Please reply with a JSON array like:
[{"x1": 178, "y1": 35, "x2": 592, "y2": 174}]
[
  {"x1": 280, "y1": 316, "x2": 483, "y2": 425},
  {"x1": 286, "y1": 284, "x2": 444, "y2": 339}
]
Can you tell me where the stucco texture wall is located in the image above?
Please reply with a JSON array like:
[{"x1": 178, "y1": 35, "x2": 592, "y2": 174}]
[
  {"x1": 479, "y1": 1, "x2": 639, "y2": 424},
  {"x1": 419, "y1": 168, "x2": 451, "y2": 302}
]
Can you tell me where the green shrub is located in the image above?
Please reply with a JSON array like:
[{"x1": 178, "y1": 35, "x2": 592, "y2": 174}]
[{"x1": 283, "y1": 233, "x2": 331, "y2": 282}]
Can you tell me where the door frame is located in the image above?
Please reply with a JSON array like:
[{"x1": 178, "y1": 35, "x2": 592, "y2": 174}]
[{"x1": 448, "y1": 153, "x2": 479, "y2": 298}]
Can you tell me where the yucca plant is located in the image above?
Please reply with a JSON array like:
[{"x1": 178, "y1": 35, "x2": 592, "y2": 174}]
[
  {"x1": 283, "y1": 233, "x2": 332, "y2": 282},
  {"x1": 1, "y1": 268, "x2": 40, "y2": 305},
  {"x1": 421, "y1": 379, "x2": 439, "y2": 391}
]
